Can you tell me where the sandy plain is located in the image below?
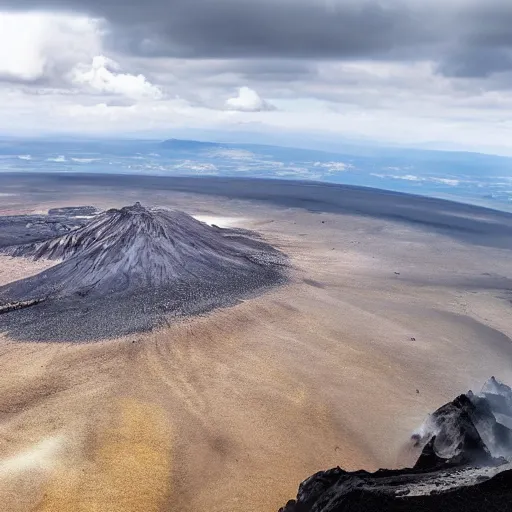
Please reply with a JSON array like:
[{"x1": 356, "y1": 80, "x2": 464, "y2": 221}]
[{"x1": 0, "y1": 174, "x2": 511, "y2": 512}]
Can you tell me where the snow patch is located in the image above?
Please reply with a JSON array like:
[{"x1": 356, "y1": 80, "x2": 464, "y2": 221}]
[{"x1": 194, "y1": 215, "x2": 247, "y2": 228}]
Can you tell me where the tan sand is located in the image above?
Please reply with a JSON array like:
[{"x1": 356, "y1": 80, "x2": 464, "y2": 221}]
[{"x1": 0, "y1": 195, "x2": 511, "y2": 512}]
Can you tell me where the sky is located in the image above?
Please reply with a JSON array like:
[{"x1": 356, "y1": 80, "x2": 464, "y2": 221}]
[{"x1": 2, "y1": 1, "x2": 512, "y2": 155}]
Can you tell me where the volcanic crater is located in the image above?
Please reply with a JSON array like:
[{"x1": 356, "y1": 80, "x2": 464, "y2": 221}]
[{"x1": 0, "y1": 203, "x2": 288, "y2": 341}]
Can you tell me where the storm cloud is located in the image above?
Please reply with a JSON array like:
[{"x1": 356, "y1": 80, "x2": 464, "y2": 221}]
[{"x1": 2, "y1": 0, "x2": 512, "y2": 76}]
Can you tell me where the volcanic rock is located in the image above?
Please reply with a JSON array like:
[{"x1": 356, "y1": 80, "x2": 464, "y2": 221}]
[
  {"x1": 414, "y1": 377, "x2": 512, "y2": 464},
  {"x1": 0, "y1": 206, "x2": 101, "y2": 249},
  {"x1": 279, "y1": 377, "x2": 512, "y2": 512},
  {"x1": 0, "y1": 203, "x2": 287, "y2": 341}
]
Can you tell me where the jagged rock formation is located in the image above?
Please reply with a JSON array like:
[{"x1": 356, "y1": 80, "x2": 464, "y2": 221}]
[
  {"x1": 413, "y1": 377, "x2": 512, "y2": 466},
  {"x1": 46, "y1": 206, "x2": 100, "y2": 217},
  {"x1": 0, "y1": 203, "x2": 287, "y2": 341},
  {"x1": 0, "y1": 206, "x2": 101, "y2": 249},
  {"x1": 280, "y1": 378, "x2": 512, "y2": 512}
]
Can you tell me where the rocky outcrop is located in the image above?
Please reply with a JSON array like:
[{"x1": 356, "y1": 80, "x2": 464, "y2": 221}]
[
  {"x1": 280, "y1": 377, "x2": 512, "y2": 512},
  {"x1": 0, "y1": 298, "x2": 45, "y2": 315},
  {"x1": 0, "y1": 206, "x2": 100, "y2": 249},
  {"x1": 279, "y1": 467, "x2": 512, "y2": 512},
  {"x1": 413, "y1": 378, "x2": 512, "y2": 465}
]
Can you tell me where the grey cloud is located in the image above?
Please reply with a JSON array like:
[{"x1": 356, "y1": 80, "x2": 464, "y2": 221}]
[
  {"x1": 112, "y1": 57, "x2": 318, "y2": 109},
  {"x1": 0, "y1": 57, "x2": 87, "y2": 88},
  {"x1": 112, "y1": 2, "x2": 422, "y2": 60},
  {"x1": 3, "y1": 0, "x2": 432, "y2": 59},
  {"x1": 431, "y1": 2, "x2": 512, "y2": 78},
  {"x1": 130, "y1": 58, "x2": 317, "y2": 85},
  {"x1": 436, "y1": 48, "x2": 512, "y2": 78},
  {"x1": 6, "y1": 0, "x2": 512, "y2": 83},
  {"x1": 4, "y1": 0, "x2": 512, "y2": 88},
  {"x1": 220, "y1": 60, "x2": 318, "y2": 82}
]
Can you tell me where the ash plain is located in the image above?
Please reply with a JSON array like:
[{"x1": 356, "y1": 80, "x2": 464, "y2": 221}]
[{"x1": 0, "y1": 173, "x2": 511, "y2": 512}]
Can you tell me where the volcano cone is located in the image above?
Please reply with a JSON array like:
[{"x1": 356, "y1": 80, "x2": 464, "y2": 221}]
[{"x1": 0, "y1": 203, "x2": 287, "y2": 341}]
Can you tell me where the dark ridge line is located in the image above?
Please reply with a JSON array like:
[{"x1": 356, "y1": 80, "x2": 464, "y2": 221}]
[{"x1": 3, "y1": 171, "x2": 512, "y2": 217}]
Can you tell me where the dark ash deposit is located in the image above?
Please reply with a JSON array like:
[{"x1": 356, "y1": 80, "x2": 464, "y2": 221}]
[{"x1": 0, "y1": 203, "x2": 288, "y2": 341}]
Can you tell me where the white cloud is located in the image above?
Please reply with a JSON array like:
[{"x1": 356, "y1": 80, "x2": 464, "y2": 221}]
[
  {"x1": 384, "y1": 166, "x2": 407, "y2": 171},
  {"x1": 313, "y1": 161, "x2": 354, "y2": 172},
  {"x1": 71, "y1": 157, "x2": 100, "y2": 163},
  {"x1": 0, "y1": 12, "x2": 103, "y2": 83},
  {"x1": 226, "y1": 86, "x2": 276, "y2": 112},
  {"x1": 71, "y1": 55, "x2": 163, "y2": 100},
  {"x1": 430, "y1": 177, "x2": 460, "y2": 186},
  {"x1": 208, "y1": 148, "x2": 257, "y2": 160},
  {"x1": 0, "y1": 12, "x2": 162, "y2": 101},
  {"x1": 175, "y1": 160, "x2": 218, "y2": 172},
  {"x1": 371, "y1": 173, "x2": 461, "y2": 186}
]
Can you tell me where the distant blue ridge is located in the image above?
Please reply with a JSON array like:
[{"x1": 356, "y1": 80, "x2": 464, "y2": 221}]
[{"x1": 0, "y1": 137, "x2": 510, "y2": 212}]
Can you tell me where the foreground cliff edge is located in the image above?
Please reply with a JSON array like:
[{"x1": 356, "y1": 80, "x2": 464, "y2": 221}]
[{"x1": 280, "y1": 377, "x2": 512, "y2": 512}]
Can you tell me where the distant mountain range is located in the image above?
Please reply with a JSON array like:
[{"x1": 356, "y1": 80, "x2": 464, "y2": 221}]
[
  {"x1": 0, "y1": 137, "x2": 511, "y2": 211},
  {"x1": 161, "y1": 138, "x2": 226, "y2": 150}
]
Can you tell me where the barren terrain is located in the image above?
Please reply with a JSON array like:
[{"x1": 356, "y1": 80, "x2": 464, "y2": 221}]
[{"x1": 0, "y1": 174, "x2": 511, "y2": 511}]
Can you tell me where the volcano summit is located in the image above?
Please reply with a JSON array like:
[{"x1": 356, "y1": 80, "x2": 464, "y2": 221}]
[{"x1": 0, "y1": 203, "x2": 287, "y2": 341}]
